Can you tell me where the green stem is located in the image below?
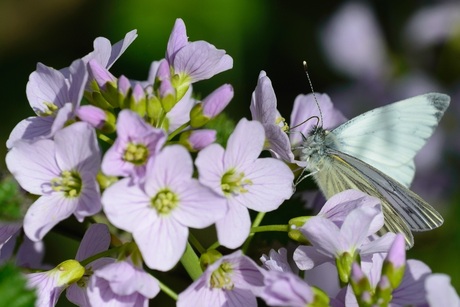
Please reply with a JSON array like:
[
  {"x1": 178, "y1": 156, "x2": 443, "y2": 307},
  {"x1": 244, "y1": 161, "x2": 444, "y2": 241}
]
[
  {"x1": 158, "y1": 279, "x2": 178, "y2": 301},
  {"x1": 242, "y1": 212, "x2": 266, "y2": 253},
  {"x1": 180, "y1": 241, "x2": 202, "y2": 280},
  {"x1": 207, "y1": 241, "x2": 221, "y2": 251},
  {"x1": 188, "y1": 233, "x2": 206, "y2": 254},
  {"x1": 168, "y1": 122, "x2": 190, "y2": 141},
  {"x1": 98, "y1": 133, "x2": 114, "y2": 145},
  {"x1": 80, "y1": 245, "x2": 124, "y2": 267},
  {"x1": 251, "y1": 224, "x2": 290, "y2": 233}
]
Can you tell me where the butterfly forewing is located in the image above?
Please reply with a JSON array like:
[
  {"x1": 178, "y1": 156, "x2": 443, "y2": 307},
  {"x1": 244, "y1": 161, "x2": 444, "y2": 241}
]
[
  {"x1": 314, "y1": 148, "x2": 444, "y2": 247},
  {"x1": 331, "y1": 93, "x2": 450, "y2": 187}
]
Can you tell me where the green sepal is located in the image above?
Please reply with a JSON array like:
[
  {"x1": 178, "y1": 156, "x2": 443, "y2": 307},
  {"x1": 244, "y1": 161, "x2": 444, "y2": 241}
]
[
  {"x1": 90, "y1": 91, "x2": 113, "y2": 110},
  {"x1": 146, "y1": 96, "x2": 163, "y2": 124},
  {"x1": 171, "y1": 73, "x2": 191, "y2": 101},
  {"x1": 161, "y1": 93, "x2": 177, "y2": 113},
  {"x1": 178, "y1": 131, "x2": 194, "y2": 152},
  {"x1": 101, "y1": 82, "x2": 121, "y2": 108},
  {"x1": 382, "y1": 260, "x2": 405, "y2": 290},
  {"x1": 129, "y1": 96, "x2": 147, "y2": 118},
  {"x1": 309, "y1": 287, "x2": 330, "y2": 307},
  {"x1": 200, "y1": 250, "x2": 222, "y2": 271},
  {"x1": 190, "y1": 103, "x2": 210, "y2": 128},
  {"x1": 55, "y1": 260, "x2": 85, "y2": 286},
  {"x1": 336, "y1": 252, "x2": 354, "y2": 284},
  {"x1": 96, "y1": 172, "x2": 118, "y2": 190}
]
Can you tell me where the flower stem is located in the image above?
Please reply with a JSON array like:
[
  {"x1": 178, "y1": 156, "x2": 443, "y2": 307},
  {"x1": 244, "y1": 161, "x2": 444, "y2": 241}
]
[
  {"x1": 98, "y1": 133, "x2": 114, "y2": 145},
  {"x1": 242, "y1": 212, "x2": 266, "y2": 253},
  {"x1": 251, "y1": 224, "x2": 290, "y2": 233},
  {"x1": 168, "y1": 122, "x2": 190, "y2": 141},
  {"x1": 80, "y1": 245, "x2": 123, "y2": 267},
  {"x1": 158, "y1": 279, "x2": 178, "y2": 301},
  {"x1": 180, "y1": 241, "x2": 203, "y2": 281},
  {"x1": 188, "y1": 233, "x2": 206, "y2": 254}
]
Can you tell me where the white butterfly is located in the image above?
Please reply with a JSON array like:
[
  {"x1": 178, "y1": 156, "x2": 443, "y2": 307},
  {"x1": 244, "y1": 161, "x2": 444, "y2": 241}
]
[{"x1": 298, "y1": 93, "x2": 450, "y2": 247}]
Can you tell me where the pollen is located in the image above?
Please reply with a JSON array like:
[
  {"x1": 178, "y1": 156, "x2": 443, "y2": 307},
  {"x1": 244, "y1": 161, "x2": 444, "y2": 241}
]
[
  {"x1": 123, "y1": 143, "x2": 149, "y2": 165},
  {"x1": 221, "y1": 168, "x2": 252, "y2": 196},
  {"x1": 151, "y1": 189, "x2": 179, "y2": 215},
  {"x1": 51, "y1": 170, "x2": 82, "y2": 198},
  {"x1": 210, "y1": 261, "x2": 234, "y2": 290}
]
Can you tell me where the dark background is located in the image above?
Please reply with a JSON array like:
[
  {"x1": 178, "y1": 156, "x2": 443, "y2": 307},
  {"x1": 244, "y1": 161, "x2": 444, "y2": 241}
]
[{"x1": 1, "y1": 0, "x2": 459, "y2": 305}]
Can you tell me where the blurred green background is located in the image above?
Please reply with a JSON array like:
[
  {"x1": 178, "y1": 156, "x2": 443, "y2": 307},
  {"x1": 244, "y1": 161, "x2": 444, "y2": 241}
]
[{"x1": 1, "y1": 0, "x2": 459, "y2": 305}]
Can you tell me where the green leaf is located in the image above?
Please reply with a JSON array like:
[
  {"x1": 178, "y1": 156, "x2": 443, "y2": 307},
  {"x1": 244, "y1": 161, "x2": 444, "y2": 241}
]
[
  {"x1": 0, "y1": 262, "x2": 36, "y2": 307},
  {"x1": 0, "y1": 176, "x2": 30, "y2": 222}
]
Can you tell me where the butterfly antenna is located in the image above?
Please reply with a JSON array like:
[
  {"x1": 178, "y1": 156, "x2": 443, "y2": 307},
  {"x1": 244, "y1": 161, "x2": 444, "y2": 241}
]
[{"x1": 303, "y1": 61, "x2": 323, "y2": 127}]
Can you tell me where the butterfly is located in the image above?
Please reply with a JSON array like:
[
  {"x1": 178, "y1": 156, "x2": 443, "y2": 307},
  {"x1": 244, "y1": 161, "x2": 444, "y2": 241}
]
[{"x1": 297, "y1": 93, "x2": 450, "y2": 247}]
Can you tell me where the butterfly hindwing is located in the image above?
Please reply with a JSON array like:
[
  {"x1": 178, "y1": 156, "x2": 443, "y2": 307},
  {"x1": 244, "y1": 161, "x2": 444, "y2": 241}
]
[{"x1": 313, "y1": 148, "x2": 444, "y2": 247}]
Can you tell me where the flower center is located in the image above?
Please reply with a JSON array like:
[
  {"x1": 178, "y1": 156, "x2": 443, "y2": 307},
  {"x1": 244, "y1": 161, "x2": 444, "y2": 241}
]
[
  {"x1": 151, "y1": 189, "x2": 179, "y2": 215},
  {"x1": 210, "y1": 261, "x2": 234, "y2": 290},
  {"x1": 221, "y1": 168, "x2": 252, "y2": 196},
  {"x1": 51, "y1": 170, "x2": 82, "y2": 198},
  {"x1": 123, "y1": 143, "x2": 149, "y2": 165},
  {"x1": 38, "y1": 102, "x2": 59, "y2": 117},
  {"x1": 275, "y1": 115, "x2": 289, "y2": 132}
]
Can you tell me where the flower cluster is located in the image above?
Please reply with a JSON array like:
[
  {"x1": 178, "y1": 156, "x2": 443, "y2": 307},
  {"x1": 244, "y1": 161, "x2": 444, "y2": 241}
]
[{"x1": 1, "y1": 18, "x2": 458, "y2": 307}]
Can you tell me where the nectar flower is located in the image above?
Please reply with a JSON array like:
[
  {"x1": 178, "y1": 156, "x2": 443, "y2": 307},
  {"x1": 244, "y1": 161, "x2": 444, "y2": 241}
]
[
  {"x1": 87, "y1": 260, "x2": 160, "y2": 306},
  {"x1": 66, "y1": 224, "x2": 114, "y2": 306},
  {"x1": 294, "y1": 200, "x2": 395, "y2": 282},
  {"x1": 6, "y1": 122, "x2": 102, "y2": 241},
  {"x1": 177, "y1": 250, "x2": 264, "y2": 307},
  {"x1": 166, "y1": 18, "x2": 233, "y2": 98},
  {"x1": 102, "y1": 145, "x2": 227, "y2": 271},
  {"x1": 7, "y1": 60, "x2": 88, "y2": 148},
  {"x1": 27, "y1": 259, "x2": 85, "y2": 307},
  {"x1": 250, "y1": 71, "x2": 293, "y2": 162},
  {"x1": 101, "y1": 109, "x2": 166, "y2": 179},
  {"x1": 196, "y1": 118, "x2": 294, "y2": 248}
]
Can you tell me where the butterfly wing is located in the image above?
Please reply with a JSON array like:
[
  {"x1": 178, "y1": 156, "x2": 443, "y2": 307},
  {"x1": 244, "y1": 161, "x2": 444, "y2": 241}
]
[
  {"x1": 330, "y1": 93, "x2": 450, "y2": 187},
  {"x1": 313, "y1": 149, "x2": 444, "y2": 248}
]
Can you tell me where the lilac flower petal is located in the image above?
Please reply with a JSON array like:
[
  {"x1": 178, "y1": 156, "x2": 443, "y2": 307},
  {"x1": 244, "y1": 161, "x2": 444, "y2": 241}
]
[
  {"x1": 73, "y1": 173, "x2": 101, "y2": 221},
  {"x1": 391, "y1": 259, "x2": 431, "y2": 305},
  {"x1": 318, "y1": 190, "x2": 381, "y2": 227},
  {"x1": 261, "y1": 248, "x2": 293, "y2": 273},
  {"x1": 16, "y1": 237, "x2": 45, "y2": 268},
  {"x1": 134, "y1": 217, "x2": 188, "y2": 271},
  {"x1": 102, "y1": 178, "x2": 154, "y2": 231},
  {"x1": 27, "y1": 271, "x2": 63, "y2": 307},
  {"x1": 250, "y1": 71, "x2": 278, "y2": 124},
  {"x1": 144, "y1": 145, "x2": 193, "y2": 194},
  {"x1": 67, "y1": 257, "x2": 116, "y2": 307},
  {"x1": 67, "y1": 59, "x2": 88, "y2": 104},
  {"x1": 195, "y1": 143, "x2": 225, "y2": 195},
  {"x1": 425, "y1": 274, "x2": 460, "y2": 307},
  {"x1": 173, "y1": 41, "x2": 233, "y2": 82},
  {"x1": 225, "y1": 119, "x2": 264, "y2": 169},
  {"x1": 340, "y1": 206, "x2": 383, "y2": 246},
  {"x1": 49, "y1": 103, "x2": 74, "y2": 136},
  {"x1": 82, "y1": 30, "x2": 138, "y2": 70},
  {"x1": 386, "y1": 233, "x2": 406, "y2": 269},
  {"x1": 321, "y1": 2, "x2": 388, "y2": 79},
  {"x1": 215, "y1": 200, "x2": 251, "y2": 248},
  {"x1": 202, "y1": 84, "x2": 234, "y2": 118},
  {"x1": 187, "y1": 129, "x2": 216, "y2": 150},
  {"x1": 177, "y1": 280, "x2": 227, "y2": 307},
  {"x1": 293, "y1": 245, "x2": 329, "y2": 270},
  {"x1": 236, "y1": 158, "x2": 293, "y2": 212},
  {"x1": 173, "y1": 180, "x2": 227, "y2": 228},
  {"x1": 24, "y1": 194, "x2": 78, "y2": 241},
  {"x1": 264, "y1": 124, "x2": 294, "y2": 162},
  {"x1": 0, "y1": 224, "x2": 22, "y2": 247},
  {"x1": 304, "y1": 262, "x2": 341, "y2": 298},
  {"x1": 6, "y1": 138, "x2": 59, "y2": 195},
  {"x1": 76, "y1": 224, "x2": 111, "y2": 261},
  {"x1": 167, "y1": 86, "x2": 195, "y2": 133},
  {"x1": 54, "y1": 122, "x2": 100, "y2": 175},
  {"x1": 359, "y1": 233, "x2": 396, "y2": 255},
  {"x1": 302, "y1": 216, "x2": 343, "y2": 255},
  {"x1": 260, "y1": 270, "x2": 313, "y2": 307},
  {"x1": 107, "y1": 30, "x2": 138, "y2": 69},
  {"x1": 166, "y1": 18, "x2": 188, "y2": 63},
  {"x1": 26, "y1": 63, "x2": 68, "y2": 113},
  {"x1": 225, "y1": 289, "x2": 258, "y2": 307},
  {"x1": 6, "y1": 116, "x2": 53, "y2": 149}
]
